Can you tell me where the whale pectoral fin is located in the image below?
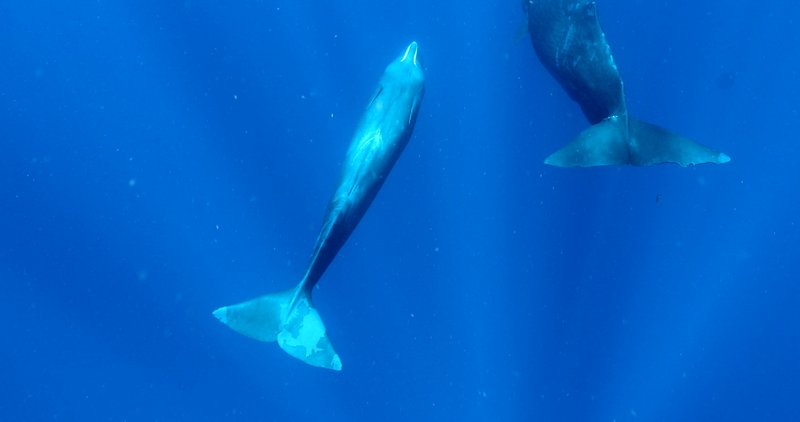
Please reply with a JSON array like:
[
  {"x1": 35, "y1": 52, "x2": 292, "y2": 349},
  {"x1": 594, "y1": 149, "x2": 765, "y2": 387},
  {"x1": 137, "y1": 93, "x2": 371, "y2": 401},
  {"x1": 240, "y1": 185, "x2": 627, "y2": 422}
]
[
  {"x1": 545, "y1": 117, "x2": 630, "y2": 167},
  {"x1": 367, "y1": 86, "x2": 384, "y2": 108},
  {"x1": 213, "y1": 288, "x2": 342, "y2": 371},
  {"x1": 407, "y1": 98, "x2": 420, "y2": 126},
  {"x1": 627, "y1": 118, "x2": 731, "y2": 166}
]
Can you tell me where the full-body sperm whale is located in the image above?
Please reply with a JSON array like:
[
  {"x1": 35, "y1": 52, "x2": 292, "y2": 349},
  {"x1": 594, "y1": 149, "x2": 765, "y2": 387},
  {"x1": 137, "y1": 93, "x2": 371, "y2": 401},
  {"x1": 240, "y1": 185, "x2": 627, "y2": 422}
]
[
  {"x1": 213, "y1": 42, "x2": 425, "y2": 370},
  {"x1": 524, "y1": 0, "x2": 730, "y2": 167}
]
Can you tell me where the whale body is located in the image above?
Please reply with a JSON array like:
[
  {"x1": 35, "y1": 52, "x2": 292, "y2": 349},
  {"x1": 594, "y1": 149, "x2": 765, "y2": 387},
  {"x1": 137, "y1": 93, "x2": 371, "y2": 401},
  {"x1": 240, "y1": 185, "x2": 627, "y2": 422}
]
[
  {"x1": 213, "y1": 42, "x2": 425, "y2": 370},
  {"x1": 524, "y1": 0, "x2": 730, "y2": 167}
]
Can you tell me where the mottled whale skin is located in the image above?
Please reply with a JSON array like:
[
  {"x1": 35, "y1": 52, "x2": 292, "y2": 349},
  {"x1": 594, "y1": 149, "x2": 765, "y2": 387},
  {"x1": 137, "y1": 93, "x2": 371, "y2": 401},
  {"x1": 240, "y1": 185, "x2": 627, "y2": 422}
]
[
  {"x1": 524, "y1": 0, "x2": 730, "y2": 167},
  {"x1": 213, "y1": 42, "x2": 425, "y2": 370}
]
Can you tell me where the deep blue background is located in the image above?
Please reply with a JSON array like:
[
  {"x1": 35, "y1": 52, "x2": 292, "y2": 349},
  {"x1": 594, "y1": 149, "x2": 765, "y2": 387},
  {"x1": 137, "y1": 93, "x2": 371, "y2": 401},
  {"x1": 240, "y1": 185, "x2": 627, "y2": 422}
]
[{"x1": 2, "y1": 0, "x2": 798, "y2": 420}]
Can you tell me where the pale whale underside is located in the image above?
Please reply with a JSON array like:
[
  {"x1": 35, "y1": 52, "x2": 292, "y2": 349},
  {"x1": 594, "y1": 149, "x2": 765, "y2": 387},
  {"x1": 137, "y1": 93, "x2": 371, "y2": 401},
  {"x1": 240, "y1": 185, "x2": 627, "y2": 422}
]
[{"x1": 525, "y1": 0, "x2": 730, "y2": 167}]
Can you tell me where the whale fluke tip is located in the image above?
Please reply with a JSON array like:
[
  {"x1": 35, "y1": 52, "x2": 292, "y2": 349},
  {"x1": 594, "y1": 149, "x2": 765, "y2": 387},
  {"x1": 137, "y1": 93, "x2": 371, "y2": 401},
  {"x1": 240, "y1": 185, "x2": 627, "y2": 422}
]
[
  {"x1": 212, "y1": 307, "x2": 228, "y2": 323},
  {"x1": 331, "y1": 354, "x2": 343, "y2": 371}
]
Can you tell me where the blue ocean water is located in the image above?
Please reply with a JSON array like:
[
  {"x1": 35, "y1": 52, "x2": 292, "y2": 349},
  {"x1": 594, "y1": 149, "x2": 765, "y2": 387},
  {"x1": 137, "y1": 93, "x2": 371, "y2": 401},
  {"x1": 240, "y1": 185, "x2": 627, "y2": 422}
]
[{"x1": 2, "y1": 0, "x2": 798, "y2": 420}]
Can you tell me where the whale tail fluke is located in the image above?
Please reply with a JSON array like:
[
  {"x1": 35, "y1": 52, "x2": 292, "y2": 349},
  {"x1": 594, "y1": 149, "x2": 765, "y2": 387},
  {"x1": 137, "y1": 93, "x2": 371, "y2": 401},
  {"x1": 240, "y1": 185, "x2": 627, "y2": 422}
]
[
  {"x1": 544, "y1": 116, "x2": 631, "y2": 167},
  {"x1": 213, "y1": 287, "x2": 342, "y2": 371},
  {"x1": 626, "y1": 117, "x2": 730, "y2": 167},
  {"x1": 544, "y1": 116, "x2": 731, "y2": 168}
]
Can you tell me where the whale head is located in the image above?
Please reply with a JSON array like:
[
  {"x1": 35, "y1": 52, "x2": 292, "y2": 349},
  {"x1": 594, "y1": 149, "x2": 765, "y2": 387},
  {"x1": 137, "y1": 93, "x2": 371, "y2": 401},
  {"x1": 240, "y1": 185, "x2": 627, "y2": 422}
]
[
  {"x1": 401, "y1": 41, "x2": 420, "y2": 66},
  {"x1": 380, "y1": 41, "x2": 425, "y2": 95},
  {"x1": 358, "y1": 42, "x2": 425, "y2": 131}
]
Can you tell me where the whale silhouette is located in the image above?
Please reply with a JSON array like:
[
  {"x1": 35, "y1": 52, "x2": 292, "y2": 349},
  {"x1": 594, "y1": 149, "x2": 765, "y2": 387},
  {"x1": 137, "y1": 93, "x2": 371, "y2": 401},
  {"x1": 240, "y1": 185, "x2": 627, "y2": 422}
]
[
  {"x1": 524, "y1": 0, "x2": 730, "y2": 167},
  {"x1": 213, "y1": 42, "x2": 425, "y2": 370}
]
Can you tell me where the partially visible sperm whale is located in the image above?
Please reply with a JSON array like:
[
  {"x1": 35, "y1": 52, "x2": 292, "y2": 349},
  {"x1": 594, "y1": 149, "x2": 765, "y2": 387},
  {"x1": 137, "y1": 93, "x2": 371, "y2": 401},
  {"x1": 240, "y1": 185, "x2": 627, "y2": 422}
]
[
  {"x1": 213, "y1": 42, "x2": 425, "y2": 370},
  {"x1": 524, "y1": 0, "x2": 730, "y2": 167}
]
